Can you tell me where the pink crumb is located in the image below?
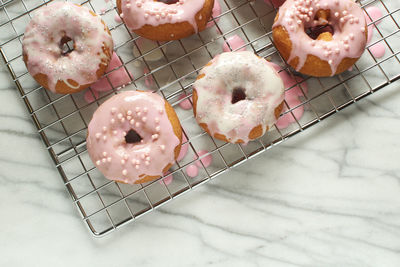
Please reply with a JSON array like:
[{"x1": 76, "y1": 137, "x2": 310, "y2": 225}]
[
  {"x1": 206, "y1": 0, "x2": 221, "y2": 28},
  {"x1": 178, "y1": 93, "x2": 193, "y2": 110},
  {"x1": 177, "y1": 134, "x2": 189, "y2": 162},
  {"x1": 186, "y1": 165, "x2": 199, "y2": 178},
  {"x1": 223, "y1": 35, "x2": 247, "y2": 52},
  {"x1": 159, "y1": 171, "x2": 173, "y2": 185},
  {"x1": 195, "y1": 150, "x2": 213, "y2": 168},
  {"x1": 91, "y1": 52, "x2": 132, "y2": 92},
  {"x1": 84, "y1": 89, "x2": 99, "y2": 103}
]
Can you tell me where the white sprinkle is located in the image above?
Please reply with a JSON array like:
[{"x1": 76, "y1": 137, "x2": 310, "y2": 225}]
[{"x1": 122, "y1": 169, "x2": 128, "y2": 176}]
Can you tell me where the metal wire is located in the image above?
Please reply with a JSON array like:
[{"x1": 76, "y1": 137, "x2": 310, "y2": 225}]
[{"x1": 1, "y1": 0, "x2": 400, "y2": 236}]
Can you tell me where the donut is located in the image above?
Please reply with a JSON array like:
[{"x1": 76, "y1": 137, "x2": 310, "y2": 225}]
[
  {"x1": 22, "y1": 2, "x2": 113, "y2": 94},
  {"x1": 86, "y1": 90, "x2": 182, "y2": 184},
  {"x1": 116, "y1": 0, "x2": 215, "y2": 41},
  {"x1": 272, "y1": 0, "x2": 368, "y2": 77},
  {"x1": 193, "y1": 51, "x2": 285, "y2": 144}
]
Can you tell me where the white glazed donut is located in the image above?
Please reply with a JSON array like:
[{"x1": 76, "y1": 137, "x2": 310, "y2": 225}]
[
  {"x1": 193, "y1": 51, "x2": 285, "y2": 144},
  {"x1": 22, "y1": 2, "x2": 113, "y2": 94},
  {"x1": 117, "y1": 0, "x2": 215, "y2": 41}
]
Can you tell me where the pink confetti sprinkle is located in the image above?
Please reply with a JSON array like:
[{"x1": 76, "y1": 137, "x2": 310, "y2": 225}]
[
  {"x1": 159, "y1": 171, "x2": 173, "y2": 185},
  {"x1": 206, "y1": 0, "x2": 221, "y2": 28},
  {"x1": 178, "y1": 93, "x2": 192, "y2": 110},
  {"x1": 177, "y1": 135, "x2": 189, "y2": 162},
  {"x1": 91, "y1": 52, "x2": 132, "y2": 92},
  {"x1": 195, "y1": 150, "x2": 213, "y2": 168},
  {"x1": 186, "y1": 164, "x2": 199, "y2": 178},
  {"x1": 84, "y1": 89, "x2": 99, "y2": 103},
  {"x1": 222, "y1": 35, "x2": 247, "y2": 52}
]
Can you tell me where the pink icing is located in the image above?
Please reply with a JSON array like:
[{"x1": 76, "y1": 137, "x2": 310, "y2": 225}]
[
  {"x1": 22, "y1": 2, "x2": 113, "y2": 93},
  {"x1": 273, "y1": 0, "x2": 367, "y2": 76},
  {"x1": 206, "y1": 0, "x2": 221, "y2": 28},
  {"x1": 178, "y1": 93, "x2": 193, "y2": 110},
  {"x1": 159, "y1": 171, "x2": 173, "y2": 185},
  {"x1": 186, "y1": 164, "x2": 199, "y2": 177},
  {"x1": 195, "y1": 150, "x2": 212, "y2": 168},
  {"x1": 222, "y1": 35, "x2": 247, "y2": 52},
  {"x1": 369, "y1": 42, "x2": 385, "y2": 58},
  {"x1": 84, "y1": 89, "x2": 99, "y2": 103},
  {"x1": 193, "y1": 51, "x2": 285, "y2": 144},
  {"x1": 268, "y1": 63, "x2": 308, "y2": 129},
  {"x1": 91, "y1": 52, "x2": 132, "y2": 92},
  {"x1": 114, "y1": 14, "x2": 123, "y2": 23},
  {"x1": 364, "y1": 6, "x2": 385, "y2": 58},
  {"x1": 264, "y1": 0, "x2": 286, "y2": 8},
  {"x1": 144, "y1": 68, "x2": 155, "y2": 88},
  {"x1": 176, "y1": 134, "x2": 189, "y2": 161},
  {"x1": 119, "y1": 0, "x2": 208, "y2": 36},
  {"x1": 86, "y1": 91, "x2": 181, "y2": 184}
]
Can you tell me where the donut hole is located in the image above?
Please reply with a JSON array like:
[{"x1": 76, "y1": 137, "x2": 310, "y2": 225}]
[
  {"x1": 158, "y1": 0, "x2": 179, "y2": 4},
  {"x1": 60, "y1": 36, "x2": 74, "y2": 56},
  {"x1": 231, "y1": 87, "x2": 246, "y2": 104},
  {"x1": 305, "y1": 24, "x2": 335, "y2": 40},
  {"x1": 125, "y1": 129, "x2": 143, "y2": 144}
]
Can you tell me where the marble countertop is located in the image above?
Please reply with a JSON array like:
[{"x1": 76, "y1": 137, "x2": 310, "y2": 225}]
[
  {"x1": 2, "y1": 57, "x2": 400, "y2": 266},
  {"x1": 2, "y1": 1, "x2": 400, "y2": 266}
]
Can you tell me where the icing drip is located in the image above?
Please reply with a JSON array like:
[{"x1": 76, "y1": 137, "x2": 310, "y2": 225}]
[
  {"x1": 273, "y1": 0, "x2": 367, "y2": 76},
  {"x1": 86, "y1": 91, "x2": 180, "y2": 184},
  {"x1": 22, "y1": 2, "x2": 113, "y2": 93},
  {"x1": 222, "y1": 35, "x2": 247, "y2": 52},
  {"x1": 119, "y1": 0, "x2": 207, "y2": 33},
  {"x1": 193, "y1": 51, "x2": 285, "y2": 144}
]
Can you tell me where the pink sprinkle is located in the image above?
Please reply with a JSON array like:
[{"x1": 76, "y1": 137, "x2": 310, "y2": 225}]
[
  {"x1": 206, "y1": 0, "x2": 221, "y2": 28},
  {"x1": 222, "y1": 35, "x2": 247, "y2": 52},
  {"x1": 177, "y1": 135, "x2": 189, "y2": 161},
  {"x1": 91, "y1": 52, "x2": 133, "y2": 92},
  {"x1": 195, "y1": 150, "x2": 213, "y2": 168},
  {"x1": 159, "y1": 171, "x2": 173, "y2": 185},
  {"x1": 178, "y1": 93, "x2": 193, "y2": 110},
  {"x1": 186, "y1": 164, "x2": 199, "y2": 178},
  {"x1": 84, "y1": 89, "x2": 99, "y2": 103}
]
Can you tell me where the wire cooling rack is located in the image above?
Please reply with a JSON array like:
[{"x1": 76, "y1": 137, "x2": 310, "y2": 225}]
[{"x1": 1, "y1": 0, "x2": 400, "y2": 236}]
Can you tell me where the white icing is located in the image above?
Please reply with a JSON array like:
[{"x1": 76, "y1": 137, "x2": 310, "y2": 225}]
[
  {"x1": 193, "y1": 51, "x2": 285, "y2": 143},
  {"x1": 22, "y1": 2, "x2": 113, "y2": 93}
]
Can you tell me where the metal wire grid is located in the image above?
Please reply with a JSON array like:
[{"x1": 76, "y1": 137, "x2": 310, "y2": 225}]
[{"x1": 1, "y1": 0, "x2": 399, "y2": 236}]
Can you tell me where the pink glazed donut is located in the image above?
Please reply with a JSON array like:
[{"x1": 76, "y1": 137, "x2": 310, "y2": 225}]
[
  {"x1": 272, "y1": 0, "x2": 368, "y2": 76},
  {"x1": 22, "y1": 2, "x2": 113, "y2": 94},
  {"x1": 86, "y1": 91, "x2": 182, "y2": 184},
  {"x1": 116, "y1": 0, "x2": 215, "y2": 41}
]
